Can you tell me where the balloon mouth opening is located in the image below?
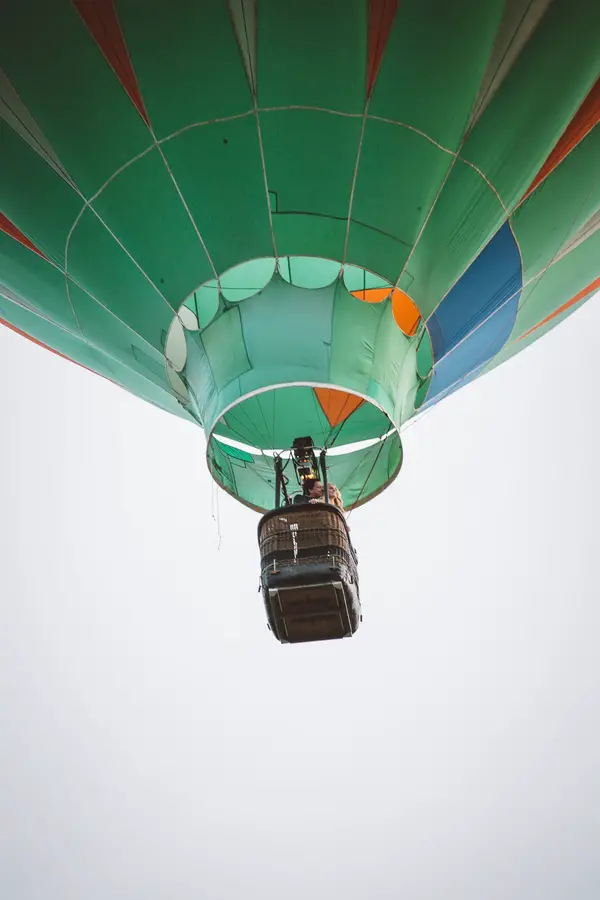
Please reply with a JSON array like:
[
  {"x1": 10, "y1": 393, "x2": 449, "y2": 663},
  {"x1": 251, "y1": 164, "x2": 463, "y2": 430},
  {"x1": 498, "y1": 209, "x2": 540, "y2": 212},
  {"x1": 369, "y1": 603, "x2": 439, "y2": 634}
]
[
  {"x1": 206, "y1": 383, "x2": 403, "y2": 513},
  {"x1": 164, "y1": 256, "x2": 426, "y2": 407}
]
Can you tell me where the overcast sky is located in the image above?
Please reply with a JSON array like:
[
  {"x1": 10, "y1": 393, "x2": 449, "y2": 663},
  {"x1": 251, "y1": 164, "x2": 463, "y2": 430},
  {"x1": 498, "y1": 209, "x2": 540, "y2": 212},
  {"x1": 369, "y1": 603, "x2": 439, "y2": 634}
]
[{"x1": 1, "y1": 295, "x2": 599, "y2": 900}]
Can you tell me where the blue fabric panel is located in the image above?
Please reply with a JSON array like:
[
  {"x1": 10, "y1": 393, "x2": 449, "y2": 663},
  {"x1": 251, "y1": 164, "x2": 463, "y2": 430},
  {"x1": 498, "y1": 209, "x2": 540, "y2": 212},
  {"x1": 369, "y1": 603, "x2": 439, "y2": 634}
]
[
  {"x1": 426, "y1": 313, "x2": 445, "y2": 361},
  {"x1": 427, "y1": 221, "x2": 522, "y2": 361},
  {"x1": 420, "y1": 363, "x2": 485, "y2": 412},
  {"x1": 422, "y1": 220, "x2": 522, "y2": 407},
  {"x1": 423, "y1": 289, "x2": 518, "y2": 407}
]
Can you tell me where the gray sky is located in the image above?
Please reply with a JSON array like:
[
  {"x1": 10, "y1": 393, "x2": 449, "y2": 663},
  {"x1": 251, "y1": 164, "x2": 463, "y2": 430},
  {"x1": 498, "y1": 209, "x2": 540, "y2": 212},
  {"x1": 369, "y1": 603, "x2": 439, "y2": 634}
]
[{"x1": 1, "y1": 297, "x2": 599, "y2": 900}]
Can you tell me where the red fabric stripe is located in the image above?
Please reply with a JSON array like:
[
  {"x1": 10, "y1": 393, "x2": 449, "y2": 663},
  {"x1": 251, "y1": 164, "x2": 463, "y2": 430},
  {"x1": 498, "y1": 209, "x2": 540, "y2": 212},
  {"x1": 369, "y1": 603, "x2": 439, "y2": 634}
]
[
  {"x1": 367, "y1": 0, "x2": 399, "y2": 98},
  {"x1": 524, "y1": 77, "x2": 600, "y2": 200},
  {"x1": 73, "y1": 0, "x2": 149, "y2": 124},
  {"x1": 0, "y1": 212, "x2": 47, "y2": 259},
  {"x1": 519, "y1": 277, "x2": 600, "y2": 339}
]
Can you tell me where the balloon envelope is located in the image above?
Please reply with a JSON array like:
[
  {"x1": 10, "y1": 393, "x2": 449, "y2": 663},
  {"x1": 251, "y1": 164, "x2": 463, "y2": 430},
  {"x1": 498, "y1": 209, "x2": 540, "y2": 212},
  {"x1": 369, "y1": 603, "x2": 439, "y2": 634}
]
[{"x1": 0, "y1": 0, "x2": 598, "y2": 510}]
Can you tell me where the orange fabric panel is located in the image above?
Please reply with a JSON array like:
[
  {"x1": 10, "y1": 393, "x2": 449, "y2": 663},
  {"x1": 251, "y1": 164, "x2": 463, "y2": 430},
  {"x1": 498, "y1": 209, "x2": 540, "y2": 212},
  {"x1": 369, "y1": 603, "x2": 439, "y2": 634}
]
[
  {"x1": 391, "y1": 289, "x2": 421, "y2": 336},
  {"x1": 0, "y1": 316, "x2": 115, "y2": 384},
  {"x1": 314, "y1": 387, "x2": 364, "y2": 428},
  {"x1": 367, "y1": 0, "x2": 399, "y2": 98},
  {"x1": 525, "y1": 77, "x2": 600, "y2": 200},
  {"x1": 352, "y1": 286, "x2": 421, "y2": 335},
  {"x1": 351, "y1": 287, "x2": 391, "y2": 303},
  {"x1": 519, "y1": 276, "x2": 600, "y2": 339},
  {"x1": 73, "y1": 0, "x2": 149, "y2": 124},
  {"x1": 0, "y1": 212, "x2": 47, "y2": 259}
]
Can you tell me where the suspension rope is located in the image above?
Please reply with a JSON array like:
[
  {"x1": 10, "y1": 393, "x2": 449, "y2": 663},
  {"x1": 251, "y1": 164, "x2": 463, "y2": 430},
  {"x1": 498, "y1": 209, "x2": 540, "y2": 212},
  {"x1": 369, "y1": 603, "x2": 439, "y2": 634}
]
[{"x1": 346, "y1": 438, "x2": 387, "y2": 520}]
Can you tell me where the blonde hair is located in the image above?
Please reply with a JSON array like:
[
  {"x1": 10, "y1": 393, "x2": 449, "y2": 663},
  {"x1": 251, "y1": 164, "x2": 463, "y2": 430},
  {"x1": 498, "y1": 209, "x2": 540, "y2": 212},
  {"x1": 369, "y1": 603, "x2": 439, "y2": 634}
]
[
  {"x1": 328, "y1": 484, "x2": 343, "y2": 509},
  {"x1": 313, "y1": 481, "x2": 344, "y2": 511}
]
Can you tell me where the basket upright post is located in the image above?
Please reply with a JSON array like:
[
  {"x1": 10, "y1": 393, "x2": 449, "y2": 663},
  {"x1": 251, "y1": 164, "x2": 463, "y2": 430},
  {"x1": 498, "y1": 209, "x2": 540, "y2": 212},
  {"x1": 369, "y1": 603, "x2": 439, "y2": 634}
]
[
  {"x1": 275, "y1": 456, "x2": 283, "y2": 508},
  {"x1": 274, "y1": 455, "x2": 290, "y2": 508},
  {"x1": 319, "y1": 449, "x2": 329, "y2": 504}
]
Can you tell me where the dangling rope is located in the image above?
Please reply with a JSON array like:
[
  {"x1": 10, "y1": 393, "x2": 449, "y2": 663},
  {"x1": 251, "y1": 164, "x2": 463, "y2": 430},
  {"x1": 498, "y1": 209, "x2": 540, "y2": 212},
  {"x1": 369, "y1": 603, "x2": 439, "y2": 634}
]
[{"x1": 211, "y1": 478, "x2": 222, "y2": 552}]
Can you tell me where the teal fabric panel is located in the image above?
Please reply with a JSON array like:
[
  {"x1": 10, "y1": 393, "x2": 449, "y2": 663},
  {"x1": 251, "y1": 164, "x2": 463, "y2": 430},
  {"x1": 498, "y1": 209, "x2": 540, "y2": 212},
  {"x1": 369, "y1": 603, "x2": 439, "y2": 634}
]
[
  {"x1": 200, "y1": 306, "x2": 250, "y2": 392},
  {"x1": 240, "y1": 278, "x2": 333, "y2": 377}
]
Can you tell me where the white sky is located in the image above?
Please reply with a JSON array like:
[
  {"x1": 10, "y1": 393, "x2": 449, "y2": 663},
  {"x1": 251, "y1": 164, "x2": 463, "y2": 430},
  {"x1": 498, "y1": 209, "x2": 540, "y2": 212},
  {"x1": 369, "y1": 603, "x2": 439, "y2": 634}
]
[{"x1": 1, "y1": 297, "x2": 599, "y2": 900}]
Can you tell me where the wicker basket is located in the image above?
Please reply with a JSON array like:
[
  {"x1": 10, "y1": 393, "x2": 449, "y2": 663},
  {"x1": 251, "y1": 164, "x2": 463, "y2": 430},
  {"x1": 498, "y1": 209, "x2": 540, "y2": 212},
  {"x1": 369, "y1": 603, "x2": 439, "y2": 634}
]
[
  {"x1": 257, "y1": 503, "x2": 361, "y2": 643},
  {"x1": 258, "y1": 503, "x2": 353, "y2": 572}
]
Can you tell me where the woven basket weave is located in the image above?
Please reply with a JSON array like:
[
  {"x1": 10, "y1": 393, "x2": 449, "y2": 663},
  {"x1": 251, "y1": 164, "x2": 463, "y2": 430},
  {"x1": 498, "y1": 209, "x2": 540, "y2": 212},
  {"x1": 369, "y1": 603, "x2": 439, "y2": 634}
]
[{"x1": 258, "y1": 504, "x2": 350, "y2": 565}]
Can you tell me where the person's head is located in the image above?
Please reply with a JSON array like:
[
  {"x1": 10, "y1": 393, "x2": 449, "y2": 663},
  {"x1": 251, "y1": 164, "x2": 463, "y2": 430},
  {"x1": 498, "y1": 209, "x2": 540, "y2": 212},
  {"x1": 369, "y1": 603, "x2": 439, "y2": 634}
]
[
  {"x1": 327, "y1": 484, "x2": 344, "y2": 509},
  {"x1": 307, "y1": 479, "x2": 324, "y2": 499},
  {"x1": 330, "y1": 484, "x2": 341, "y2": 499},
  {"x1": 307, "y1": 480, "x2": 343, "y2": 509}
]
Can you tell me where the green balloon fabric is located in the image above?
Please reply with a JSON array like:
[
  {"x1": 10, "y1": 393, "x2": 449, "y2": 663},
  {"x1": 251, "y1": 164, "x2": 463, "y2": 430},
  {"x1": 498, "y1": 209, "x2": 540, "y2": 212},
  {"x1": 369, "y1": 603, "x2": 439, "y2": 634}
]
[{"x1": 0, "y1": 1, "x2": 598, "y2": 511}]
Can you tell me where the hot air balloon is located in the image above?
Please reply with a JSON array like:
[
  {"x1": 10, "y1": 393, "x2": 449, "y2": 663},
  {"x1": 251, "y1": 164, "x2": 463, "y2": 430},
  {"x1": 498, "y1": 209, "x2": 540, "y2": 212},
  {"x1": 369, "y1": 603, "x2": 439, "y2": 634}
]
[{"x1": 1, "y1": 1, "x2": 598, "y2": 641}]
